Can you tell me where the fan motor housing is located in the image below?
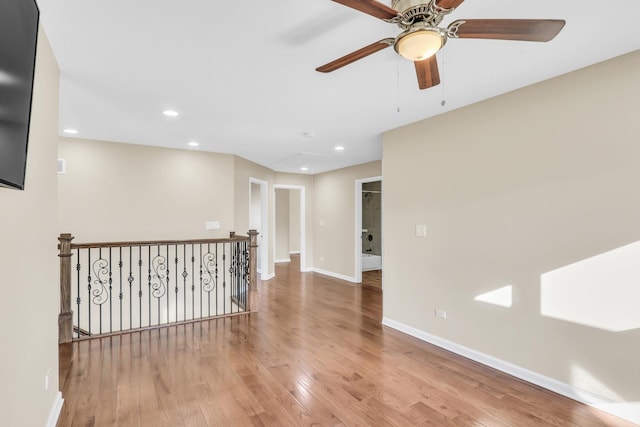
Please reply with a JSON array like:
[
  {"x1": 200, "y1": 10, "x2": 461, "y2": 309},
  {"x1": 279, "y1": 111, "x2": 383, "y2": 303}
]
[
  {"x1": 392, "y1": 0, "x2": 443, "y2": 26},
  {"x1": 392, "y1": 0, "x2": 430, "y2": 14}
]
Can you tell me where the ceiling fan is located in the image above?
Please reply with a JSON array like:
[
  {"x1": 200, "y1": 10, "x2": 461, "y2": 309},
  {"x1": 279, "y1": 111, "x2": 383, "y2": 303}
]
[{"x1": 316, "y1": 0, "x2": 565, "y2": 90}]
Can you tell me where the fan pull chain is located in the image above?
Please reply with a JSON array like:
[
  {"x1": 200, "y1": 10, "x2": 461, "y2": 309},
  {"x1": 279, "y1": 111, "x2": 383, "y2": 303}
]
[
  {"x1": 397, "y1": 58, "x2": 401, "y2": 113},
  {"x1": 440, "y1": 52, "x2": 446, "y2": 107}
]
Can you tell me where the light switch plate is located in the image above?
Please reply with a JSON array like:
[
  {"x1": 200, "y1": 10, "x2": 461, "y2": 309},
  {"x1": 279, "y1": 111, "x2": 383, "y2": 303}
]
[
  {"x1": 205, "y1": 221, "x2": 220, "y2": 230},
  {"x1": 415, "y1": 224, "x2": 427, "y2": 237}
]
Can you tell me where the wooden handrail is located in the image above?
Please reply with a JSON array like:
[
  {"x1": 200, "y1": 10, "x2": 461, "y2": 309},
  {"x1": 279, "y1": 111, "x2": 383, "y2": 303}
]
[{"x1": 61, "y1": 235, "x2": 250, "y2": 250}]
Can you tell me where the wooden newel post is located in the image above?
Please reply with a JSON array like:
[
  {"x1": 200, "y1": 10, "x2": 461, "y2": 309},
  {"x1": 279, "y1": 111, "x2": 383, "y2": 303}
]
[
  {"x1": 58, "y1": 233, "x2": 74, "y2": 343},
  {"x1": 247, "y1": 229, "x2": 259, "y2": 313}
]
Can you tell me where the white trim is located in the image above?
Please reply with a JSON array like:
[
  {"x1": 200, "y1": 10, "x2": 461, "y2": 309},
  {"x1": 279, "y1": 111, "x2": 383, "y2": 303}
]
[
  {"x1": 46, "y1": 392, "x2": 63, "y2": 427},
  {"x1": 381, "y1": 317, "x2": 640, "y2": 425},
  {"x1": 289, "y1": 251, "x2": 301, "y2": 255},
  {"x1": 261, "y1": 272, "x2": 275, "y2": 281},
  {"x1": 311, "y1": 267, "x2": 358, "y2": 284},
  {"x1": 355, "y1": 176, "x2": 383, "y2": 284},
  {"x1": 275, "y1": 258, "x2": 291, "y2": 263},
  {"x1": 250, "y1": 178, "x2": 269, "y2": 280}
]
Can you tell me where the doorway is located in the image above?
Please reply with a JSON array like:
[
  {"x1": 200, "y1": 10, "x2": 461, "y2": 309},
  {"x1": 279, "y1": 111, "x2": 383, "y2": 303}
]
[
  {"x1": 273, "y1": 185, "x2": 306, "y2": 272},
  {"x1": 355, "y1": 176, "x2": 383, "y2": 284}
]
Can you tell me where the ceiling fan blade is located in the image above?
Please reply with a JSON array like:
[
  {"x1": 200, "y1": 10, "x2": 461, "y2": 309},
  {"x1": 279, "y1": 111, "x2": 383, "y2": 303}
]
[
  {"x1": 434, "y1": 0, "x2": 466, "y2": 10},
  {"x1": 414, "y1": 56, "x2": 440, "y2": 90},
  {"x1": 316, "y1": 39, "x2": 393, "y2": 73},
  {"x1": 449, "y1": 19, "x2": 566, "y2": 42},
  {"x1": 330, "y1": 0, "x2": 398, "y2": 20}
]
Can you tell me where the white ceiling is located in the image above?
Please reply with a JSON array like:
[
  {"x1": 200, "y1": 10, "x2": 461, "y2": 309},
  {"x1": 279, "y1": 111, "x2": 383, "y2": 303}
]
[{"x1": 37, "y1": 0, "x2": 640, "y2": 174}]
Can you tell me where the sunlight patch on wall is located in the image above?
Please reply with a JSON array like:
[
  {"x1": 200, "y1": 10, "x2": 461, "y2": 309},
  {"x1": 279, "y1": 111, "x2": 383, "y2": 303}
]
[
  {"x1": 474, "y1": 285, "x2": 513, "y2": 308},
  {"x1": 541, "y1": 241, "x2": 640, "y2": 332}
]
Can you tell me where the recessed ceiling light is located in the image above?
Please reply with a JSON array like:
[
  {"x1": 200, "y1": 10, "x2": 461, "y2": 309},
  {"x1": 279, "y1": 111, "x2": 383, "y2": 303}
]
[
  {"x1": 300, "y1": 167, "x2": 309, "y2": 171},
  {"x1": 334, "y1": 146, "x2": 345, "y2": 151},
  {"x1": 63, "y1": 129, "x2": 78, "y2": 134},
  {"x1": 163, "y1": 110, "x2": 179, "y2": 117},
  {"x1": 187, "y1": 141, "x2": 199, "y2": 147}
]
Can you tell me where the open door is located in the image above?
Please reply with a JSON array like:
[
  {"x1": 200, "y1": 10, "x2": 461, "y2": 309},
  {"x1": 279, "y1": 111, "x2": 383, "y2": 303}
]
[{"x1": 355, "y1": 176, "x2": 383, "y2": 286}]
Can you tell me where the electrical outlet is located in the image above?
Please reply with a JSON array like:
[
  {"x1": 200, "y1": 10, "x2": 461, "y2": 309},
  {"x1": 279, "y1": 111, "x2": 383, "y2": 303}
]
[{"x1": 435, "y1": 309, "x2": 447, "y2": 319}]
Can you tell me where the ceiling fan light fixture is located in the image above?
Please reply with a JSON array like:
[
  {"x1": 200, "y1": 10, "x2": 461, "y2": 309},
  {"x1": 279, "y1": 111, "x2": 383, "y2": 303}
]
[{"x1": 394, "y1": 23, "x2": 447, "y2": 61}]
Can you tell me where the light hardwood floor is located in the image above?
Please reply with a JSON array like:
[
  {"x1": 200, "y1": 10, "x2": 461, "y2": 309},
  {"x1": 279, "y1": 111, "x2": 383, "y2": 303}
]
[
  {"x1": 57, "y1": 256, "x2": 632, "y2": 426},
  {"x1": 362, "y1": 269, "x2": 382, "y2": 293}
]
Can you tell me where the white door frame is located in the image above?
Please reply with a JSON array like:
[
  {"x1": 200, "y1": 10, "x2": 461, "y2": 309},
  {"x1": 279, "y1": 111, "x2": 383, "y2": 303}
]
[
  {"x1": 250, "y1": 177, "x2": 269, "y2": 280},
  {"x1": 355, "y1": 176, "x2": 383, "y2": 283},
  {"x1": 273, "y1": 184, "x2": 306, "y2": 272}
]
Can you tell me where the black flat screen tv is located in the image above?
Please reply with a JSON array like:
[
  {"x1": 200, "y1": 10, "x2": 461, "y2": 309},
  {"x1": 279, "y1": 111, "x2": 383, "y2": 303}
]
[{"x1": 0, "y1": 0, "x2": 40, "y2": 190}]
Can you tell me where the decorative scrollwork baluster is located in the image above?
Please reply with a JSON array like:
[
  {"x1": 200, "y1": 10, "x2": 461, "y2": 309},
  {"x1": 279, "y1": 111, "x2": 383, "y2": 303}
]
[
  {"x1": 202, "y1": 252, "x2": 217, "y2": 293},
  {"x1": 92, "y1": 252, "x2": 110, "y2": 335},
  {"x1": 151, "y1": 254, "x2": 167, "y2": 299},
  {"x1": 92, "y1": 258, "x2": 110, "y2": 306}
]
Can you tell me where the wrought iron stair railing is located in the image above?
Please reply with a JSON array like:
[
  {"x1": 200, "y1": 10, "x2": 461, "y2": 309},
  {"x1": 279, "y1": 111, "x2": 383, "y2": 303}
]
[{"x1": 58, "y1": 231, "x2": 258, "y2": 343}]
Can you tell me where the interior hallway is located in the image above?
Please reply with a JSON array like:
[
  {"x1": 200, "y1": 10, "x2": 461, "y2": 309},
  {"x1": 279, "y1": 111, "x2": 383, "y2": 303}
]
[{"x1": 56, "y1": 257, "x2": 632, "y2": 426}]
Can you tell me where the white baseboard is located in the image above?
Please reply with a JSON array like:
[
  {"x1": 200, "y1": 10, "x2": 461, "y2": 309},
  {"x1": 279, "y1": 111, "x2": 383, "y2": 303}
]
[
  {"x1": 275, "y1": 258, "x2": 291, "y2": 263},
  {"x1": 310, "y1": 267, "x2": 358, "y2": 284},
  {"x1": 260, "y1": 272, "x2": 275, "y2": 281},
  {"x1": 46, "y1": 391, "x2": 63, "y2": 427},
  {"x1": 381, "y1": 318, "x2": 639, "y2": 426}
]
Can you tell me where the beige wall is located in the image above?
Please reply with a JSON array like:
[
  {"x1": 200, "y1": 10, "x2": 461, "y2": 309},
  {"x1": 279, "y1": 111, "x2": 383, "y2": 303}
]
[
  {"x1": 0, "y1": 30, "x2": 60, "y2": 426},
  {"x1": 57, "y1": 143, "x2": 324, "y2": 282},
  {"x1": 274, "y1": 189, "x2": 290, "y2": 261},
  {"x1": 289, "y1": 189, "x2": 301, "y2": 253},
  {"x1": 383, "y1": 51, "x2": 640, "y2": 406},
  {"x1": 58, "y1": 138, "x2": 235, "y2": 242},
  {"x1": 313, "y1": 161, "x2": 382, "y2": 279}
]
